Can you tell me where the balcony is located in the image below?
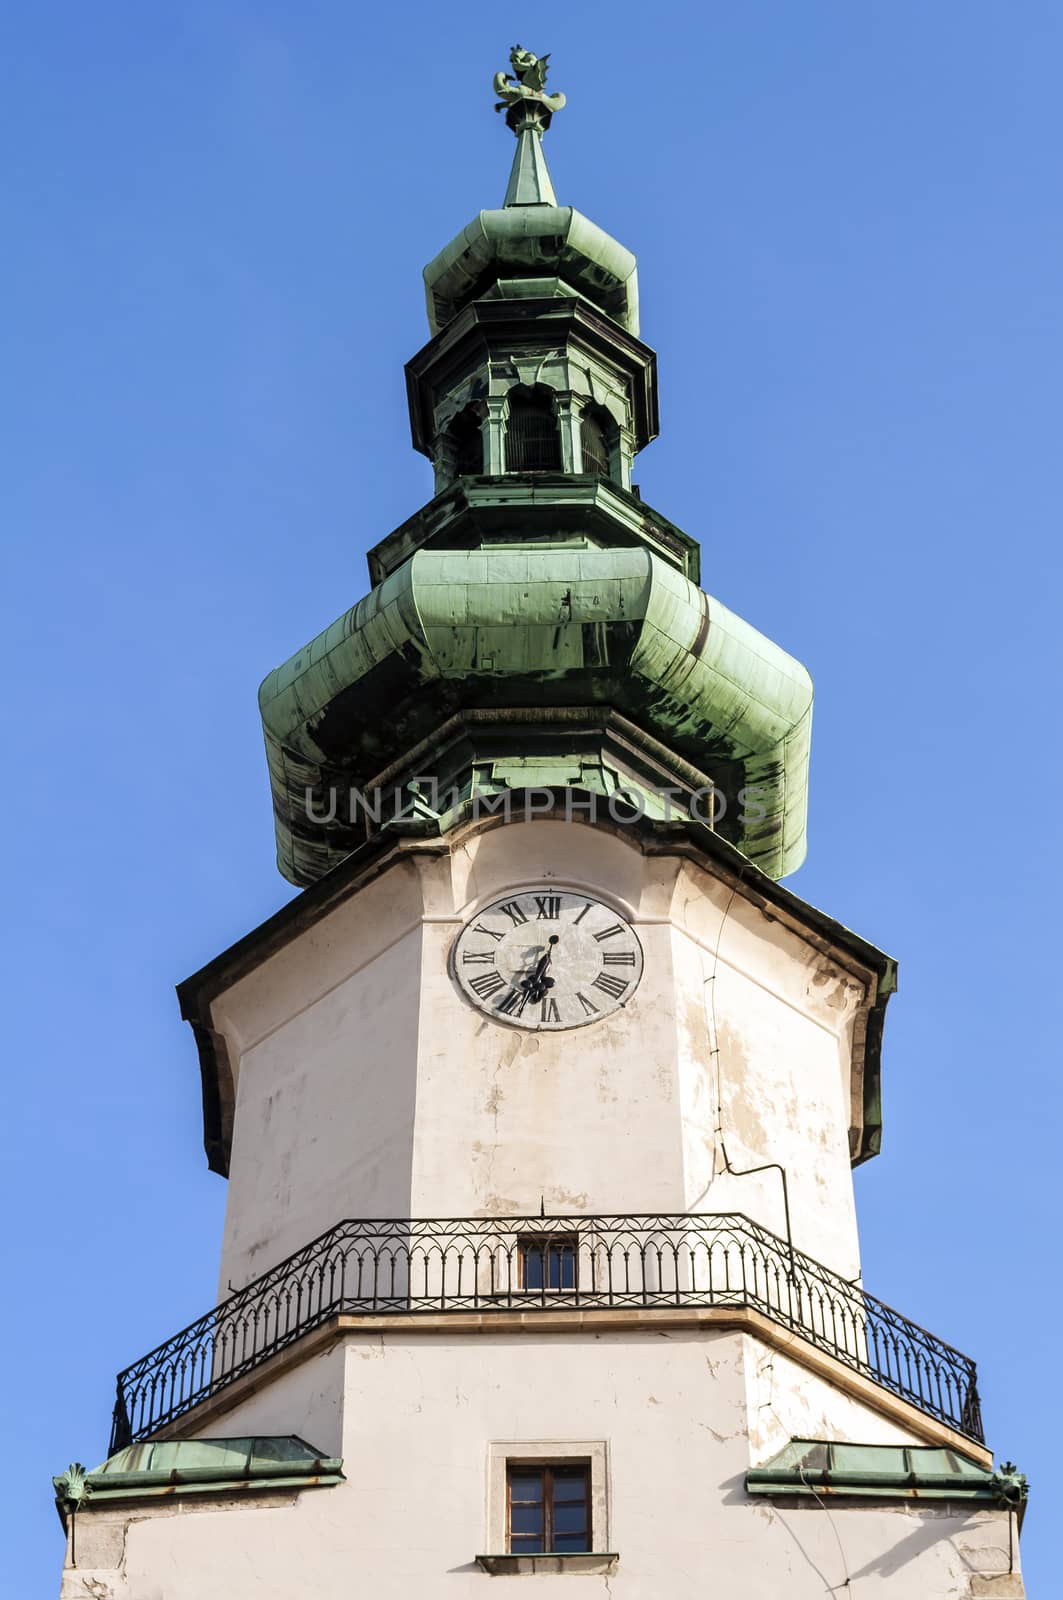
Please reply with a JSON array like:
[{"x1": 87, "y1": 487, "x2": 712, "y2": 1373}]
[{"x1": 109, "y1": 1213, "x2": 983, "y2": 1453}]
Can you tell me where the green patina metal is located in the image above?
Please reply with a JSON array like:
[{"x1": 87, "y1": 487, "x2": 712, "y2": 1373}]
[
  {"x1": 366, "y1": 475, "x2": 693, "y2": 587},
  {"x1": 424, "y1": 206, "x2": 640, "y2": 336},
  {"x1": 494, "y1": 45, "x2": 565, "y2": 208},
  {"x1": 746, "y1": 1440, "x2": 1026, "y2": 1521},
  {"x1": 260, "y1": 545, "x2": 812, "y2": 886},
  {"x1": 258, "y1": 44, "x2": 813, "y2": 890},
  {"x1": 420, "y1": 49, "x2": 637, "y2": 331},
  {"x1": 405, "y1": 301, "x2": 659, "y2": 468},
  {"x1": 52, "y1": 1463, "x2": 88, "y2": 1516},
  {"x1": 54, "y1": 1438, "x2": 343, "y2": 1521}
]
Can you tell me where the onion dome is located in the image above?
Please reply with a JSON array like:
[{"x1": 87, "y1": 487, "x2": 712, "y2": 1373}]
[{"x1": 258, "y1": 48, "x2": 812, "y2": 887}]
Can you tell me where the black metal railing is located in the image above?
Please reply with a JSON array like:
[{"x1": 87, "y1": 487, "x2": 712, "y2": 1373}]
[{"x1": 110, "y1": 1213, "x2": 983, "y2": 1452}]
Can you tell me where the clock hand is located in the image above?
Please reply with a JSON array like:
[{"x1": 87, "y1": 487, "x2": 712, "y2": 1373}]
[
  {"x1": 524, "y1": 953, "x2": 551, "y2": 987},
  {"x1": 526, "y1": 971, "x2": 556, "y2": 1002},
  {"x1": 521, "y1": 936, "x2": 559, "y2": 1001}
]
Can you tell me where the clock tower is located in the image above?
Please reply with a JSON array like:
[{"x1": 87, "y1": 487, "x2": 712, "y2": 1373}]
[{"x1": 55, "y1": 48, "x2": 1027, "y2": 1599}]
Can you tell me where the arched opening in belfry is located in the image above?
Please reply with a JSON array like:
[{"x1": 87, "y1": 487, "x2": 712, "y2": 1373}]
[
  {"x1": 579, "y1": 404, "x2": 616, "y2": 479},
  {"x1": 447, "y1": 405, "x2": 484, "y2": 476},
  {"x1": 505, "y1": 385, "x2": 561, "y2": 472}
]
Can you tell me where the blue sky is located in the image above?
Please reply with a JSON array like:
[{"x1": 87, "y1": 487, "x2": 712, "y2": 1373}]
[{"x1": 3, "y1": 2, "x2": 1060, "y2": 1592}]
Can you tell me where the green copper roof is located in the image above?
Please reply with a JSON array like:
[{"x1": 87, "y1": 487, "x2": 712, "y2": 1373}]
[
  {"x1": 423, "y1": 206, "x2": 640, "y2": 336},
  {"x1": 503, "y1": 122, "x2": 557, "y2": 206},
  {"x1": 366, "y1": 477, "x2": 689, "y2": 587},
  {"x1": 423, "y1": 49, "x2": 639, "y2": 334},
  {"x1": 746, "y1": 1439, "x2": 1025, "y2": 1511},
  {"x1": 62, "y1": 1436, "x2": 343, "y2": 1512},
  {"x1": 255, "y1": 45, "x2": 814, "y2": 894},
  {"x1": 259, "y1": 543, "x2": 812, "y2": 886}
]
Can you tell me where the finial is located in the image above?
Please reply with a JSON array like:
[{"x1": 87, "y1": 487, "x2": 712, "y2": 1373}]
[{"x1": 493, "y1": 46, "x2": 566, "y2": 208}]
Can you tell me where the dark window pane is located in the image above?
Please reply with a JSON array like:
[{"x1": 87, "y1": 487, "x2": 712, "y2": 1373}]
[
  {"x1": 550, "y1": 1248, "x2": 576, "y2": 1288},
  {"x1": 523, "y1": 1249, "x2": 545, "y2": 1289},
  {"x1": 553, "y1": 1533, "x2": 590, "y2": 1552},
  {"x1": 508, "y1": 1471, "x2": 543, "y2": 1500},
  {"x1": 520, "y1": 1237, "x2": 578, "y2": 1289},
  {"x1": 551, "y1": 1467, "x2": 588, "y2": 1492},
  {"x1": 554, "y1": 1504, "x2": 587, "y2": 1533},
  {"x1": 450, "y1": 408, "x2": 483, "y2": 475},
  {"x1": 509, "y1": 1459, "x2": 591, "y2": 1556},
  {"x1": 580, "y1": 410, "x2": 610, "y2": 476}
]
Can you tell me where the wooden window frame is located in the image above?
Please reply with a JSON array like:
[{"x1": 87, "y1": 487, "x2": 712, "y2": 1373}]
[
  {"x1": 506, "y1": 1461, "x2": 591, "y2": 1554},
  {"x1": 486, "y1": 1441, "x2": 610, "y2": 1558}
]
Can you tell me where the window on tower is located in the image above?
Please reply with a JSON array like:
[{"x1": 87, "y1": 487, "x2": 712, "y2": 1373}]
[
  {"x1": 505, "y1": 386, "x2": 561, "y2": 472},
  {"x1": 447, "y1": 405, "x2": 484, "y2": 476},
  {"x1": 484, "y1": 1441, "x2": 609, "y2": 1567},
  {"x1": 517, "y1": 1232, "x2": 579, "y2": 1291},
  {"x1": 579, "y1": 405, "x2": 614, "y2": 479},
  {"x1": 507, "y1": 1464, "x2": 591, "y2": 1554}
]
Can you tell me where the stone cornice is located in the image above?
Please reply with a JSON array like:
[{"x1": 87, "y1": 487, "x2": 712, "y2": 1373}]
[{"x1": 149, "y1": 1304, "x2": 989, "y2": 1470}]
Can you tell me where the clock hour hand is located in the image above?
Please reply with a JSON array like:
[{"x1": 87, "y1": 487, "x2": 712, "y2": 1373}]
[{"x1": 521, "y1": 936, "x2": 559, "y2": 1002}]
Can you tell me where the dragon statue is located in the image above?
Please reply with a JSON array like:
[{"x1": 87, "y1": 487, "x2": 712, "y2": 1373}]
[{"x1": 494, "y1": 45, "x2": 566, "y2": 118}]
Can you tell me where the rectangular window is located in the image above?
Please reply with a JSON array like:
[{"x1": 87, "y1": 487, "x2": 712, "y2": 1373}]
[
  {"x1": 487, "y1": 1441, "x2": 609, "y2": 1560},
  {"x1": 517, "y1": 1233, "x2": 578, "y2": 1291},
  {"x1": 507, "y1": 1464, "x2": 590, "y2": 1554}
]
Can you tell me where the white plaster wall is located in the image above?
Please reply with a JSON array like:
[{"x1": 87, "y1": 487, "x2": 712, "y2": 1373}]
[
  {"x1": 189, "y1": 1343, "x2": 346, "y2": 1461},
  {"x1": 742, "y1": 1336, "x2": 920, "y2": 1461},
  {"x1": 410, "y1": 913, "x2": 686, "y2": 1216},
  {"x1": 212, "y1": 820, "x2": 875, "y2": 1296},
  {"x1": 214, "y1": 860, "x2": 434, "y2": 1292},
  {"x1": 66, "y1": 1330, "x2": 1021, "y2": 1599},
  {"x1": 668, "y1": 861, "x2": 864, "y2": 1275},
  {"x1": 408, "y1": 824, "x2": 687, "y2": 1215}
]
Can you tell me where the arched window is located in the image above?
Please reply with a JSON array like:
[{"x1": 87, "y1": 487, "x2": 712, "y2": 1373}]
[
  {"x1": 580, "y1": 411, "x2": 609, "y2": 476},
  {"x1": 579, "y1": 406, "x2": 614, "y2": 479},
  {"x1": 505, "y1": 386, "x2": 561, "y2": 473},
  {"x1": 447, "y1": 405, "x2": 484, "y2": 476}
]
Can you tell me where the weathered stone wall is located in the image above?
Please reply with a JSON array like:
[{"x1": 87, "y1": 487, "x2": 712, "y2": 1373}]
[
  {"x1": 61, "y1": 1328, "x2": 1023, "y2": 1599},
  {"x1": 211, "y1": 820, "x2": 873, "y2": 1299}
]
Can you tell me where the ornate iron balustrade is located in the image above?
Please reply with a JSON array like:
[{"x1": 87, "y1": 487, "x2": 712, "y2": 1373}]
[{"x1": 109, "y1": 1213, "x2": 983, "y2": 1452}]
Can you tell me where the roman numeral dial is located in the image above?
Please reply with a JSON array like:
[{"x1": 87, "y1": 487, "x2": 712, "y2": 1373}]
[{"x1": 451, "y1": 889, "x2": 643, "y2": 1031}]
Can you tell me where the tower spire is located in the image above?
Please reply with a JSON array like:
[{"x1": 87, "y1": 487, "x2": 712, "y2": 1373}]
[{"x1": 493, "y1": 44, "x2": 565, "y2": 207}]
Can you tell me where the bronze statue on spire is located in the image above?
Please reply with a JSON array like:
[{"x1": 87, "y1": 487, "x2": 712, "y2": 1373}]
[{"x1": 494, "y1": 45, "x2": 566, "y2": 120}]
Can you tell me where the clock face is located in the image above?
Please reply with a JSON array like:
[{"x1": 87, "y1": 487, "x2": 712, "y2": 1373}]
[{"x1": 452, "y1": 888, "x2": 643, "y2": 1031}]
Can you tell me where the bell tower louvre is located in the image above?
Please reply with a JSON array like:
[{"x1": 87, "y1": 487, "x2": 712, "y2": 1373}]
[{"x1": 53, "y1": 47, "x2": 1027, "y2": 1599}]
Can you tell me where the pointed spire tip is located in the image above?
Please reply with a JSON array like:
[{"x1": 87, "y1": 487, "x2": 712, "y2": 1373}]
[{"x1": 493, "y1": 46, "x2": 565, "y2": 208}]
